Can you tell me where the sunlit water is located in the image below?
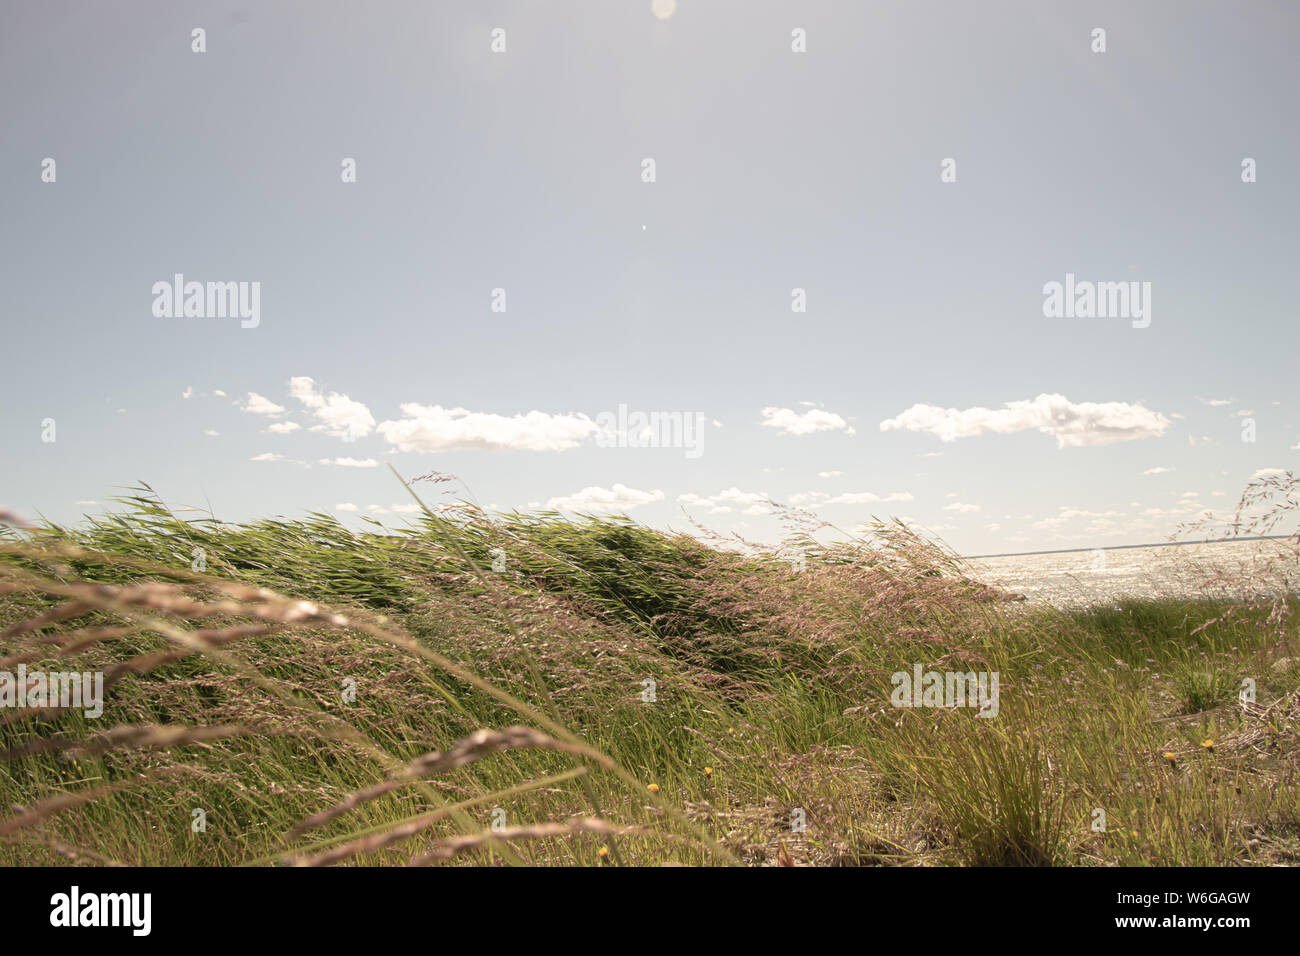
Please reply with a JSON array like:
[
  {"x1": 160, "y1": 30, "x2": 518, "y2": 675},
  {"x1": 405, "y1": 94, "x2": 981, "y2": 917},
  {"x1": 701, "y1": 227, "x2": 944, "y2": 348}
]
[{"x1": 963, "y1": 538, "x2": 1296, "y2": 608}]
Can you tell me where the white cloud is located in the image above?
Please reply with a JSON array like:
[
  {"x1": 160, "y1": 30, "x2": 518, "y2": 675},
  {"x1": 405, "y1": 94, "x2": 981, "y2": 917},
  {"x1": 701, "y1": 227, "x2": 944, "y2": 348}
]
[
  {"x1": 204, "y1": 429, "x2": 219, "y2": 437},
  {"x1": 943, "y1": 502, "x2": 981, "y2": 513},
  {"x1": 321, "y1": 457, "x2": 379, "y2": 468},
  {"x1": 678, "y1": 488, "x2": 770, "y2": 515},
  {"x1": 182, "y1": 386, "x2": 193, "y2": 399},
  {"x1": 335, "y1": 503, "x2": 358, "y2": 512},
  {"x1": 1199, "y1": 397, "x2": 1233, "y2": 407},
  {"x1": 817, "y1": 470, "x2": 843, "y2": 478},
  {"x1": 267, "y1": 421, "x2": 301, "y2": 434},
  {"x1": 242, "y1": 392, "x2": 286, "y2": 417},
  {"x1": 250, "y1": 452, "x2": 285, "y2": 462},
  {"x1": 378, "y1": 403, "x2": 598, "y2": 453},
  {"x1": 1252, "y1": 468, "x2": 1286, "y2": 478},
  {"x1": 546, "y1": 484, "x2": 664, "y2": 513},
  {"x1": 1033, "y1": 507, "x2": 1127, "y2": 531},
  {"x1": 290, "y1": 377, "x2": 375, "y2": 442},
  {"x1": 213, "y1": 389, "x2": 227, "y2": 397},
  {"x1": 760, "y1": 406, "x2": 853, "y2": 436},
  {"x1": 880, "y1": 393, "x2": 1171, "y2": 448},
  {"x1": 1140, "y1": 501, "x2": 1218, "y2": 520},
  {"x1": 1142, "y1": 466, "x2": 1174, "y2": 475},
  {"x1": 832, "y1": 491, "x2": 910, "y2": 504},
  {"x1": 792, "y1": 490, "x2": 913, "y2": 506},
  {"x1": 391, "y1": 503, "x2": 422, "y2": 514}
]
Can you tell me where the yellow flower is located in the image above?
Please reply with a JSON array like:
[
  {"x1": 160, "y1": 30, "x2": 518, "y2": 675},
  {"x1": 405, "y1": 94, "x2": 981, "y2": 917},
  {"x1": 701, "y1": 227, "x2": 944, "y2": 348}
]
[
  {"x1": 704, "y1": 767, "x2": 713, "y2": 776},
  {"x1": 727, "y1": 727, "x2": 736, "y2": 735},
  {"x1": 597, "y1": 845, "x2": 609, "y2": 859},
  {"x1": 647, "y1": 783, "x2": 660, "y2": 793},
  {"x1": 1163, "y1": 751, "x2": 1177, "y2": 762},
  {"x1": 1201, "y1": 739, "x2": 1215, "y2": 751}
]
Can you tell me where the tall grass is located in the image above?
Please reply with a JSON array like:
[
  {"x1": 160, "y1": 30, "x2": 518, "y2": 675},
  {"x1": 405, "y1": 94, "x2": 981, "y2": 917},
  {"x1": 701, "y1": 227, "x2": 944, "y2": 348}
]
[{"x1": 0, "y1": 473, "x2": 1296, "y2": 866}]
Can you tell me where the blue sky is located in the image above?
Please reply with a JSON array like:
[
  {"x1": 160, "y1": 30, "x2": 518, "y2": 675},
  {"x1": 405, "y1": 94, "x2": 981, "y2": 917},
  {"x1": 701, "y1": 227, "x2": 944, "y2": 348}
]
[{"x1": 2, "y1": 0, "x2": 1296, "y2": 555}]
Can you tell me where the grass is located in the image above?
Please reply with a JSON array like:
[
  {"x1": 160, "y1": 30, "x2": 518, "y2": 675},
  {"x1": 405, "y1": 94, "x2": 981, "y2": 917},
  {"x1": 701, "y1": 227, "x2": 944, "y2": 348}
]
[{"x1": 0, "y1": 472, "x2": 1296, "y2": 867}]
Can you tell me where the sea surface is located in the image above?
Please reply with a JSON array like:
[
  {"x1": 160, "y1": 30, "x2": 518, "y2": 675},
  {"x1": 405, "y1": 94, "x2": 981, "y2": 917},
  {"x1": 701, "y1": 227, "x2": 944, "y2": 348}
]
[{"x1": 963, "y1": 538, "x2": 1296, "y2": 608}]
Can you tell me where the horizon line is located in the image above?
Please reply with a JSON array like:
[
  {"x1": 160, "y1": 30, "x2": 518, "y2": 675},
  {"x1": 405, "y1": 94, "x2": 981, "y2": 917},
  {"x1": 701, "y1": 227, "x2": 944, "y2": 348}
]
[{"x1": 962, "y1": 533, "x2": 1294, "y2": 560}]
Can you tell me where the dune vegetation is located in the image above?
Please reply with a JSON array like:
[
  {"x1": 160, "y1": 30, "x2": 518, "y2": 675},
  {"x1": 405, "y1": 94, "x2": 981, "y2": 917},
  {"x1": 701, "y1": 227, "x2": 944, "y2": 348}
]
[{"x1": 0, "y1": 471, "x2": 1296, "y2": 866}]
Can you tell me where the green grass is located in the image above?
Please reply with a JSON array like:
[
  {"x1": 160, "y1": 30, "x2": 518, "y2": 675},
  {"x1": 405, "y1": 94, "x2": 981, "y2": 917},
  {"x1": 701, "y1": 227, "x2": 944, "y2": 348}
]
[{"x1": 0, "y1": 483, "x2": 1296, "y2": 866}]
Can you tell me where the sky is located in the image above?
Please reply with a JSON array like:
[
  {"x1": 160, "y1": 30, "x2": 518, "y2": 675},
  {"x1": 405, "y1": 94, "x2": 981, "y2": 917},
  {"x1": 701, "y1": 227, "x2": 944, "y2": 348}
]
[{"x1": 1, "y1": 0, "x2": 1297, "y2": 556}]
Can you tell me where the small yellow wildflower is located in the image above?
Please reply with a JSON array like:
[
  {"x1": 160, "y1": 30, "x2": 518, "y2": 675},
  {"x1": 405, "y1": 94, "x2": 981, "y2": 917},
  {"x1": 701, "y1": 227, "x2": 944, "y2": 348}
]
[
  {"x1": 1201, "y1": 739, "x2": 1215, "y2": 751},
  {"x1": 647, "y1": 783, "x2": 660, "y2": 793},
  {"x1": 704, "y1": 767, "x2": 713, "y2": 776},
  {"x1": 597, "y1": 845, "x2": 609, "y2": 859}
]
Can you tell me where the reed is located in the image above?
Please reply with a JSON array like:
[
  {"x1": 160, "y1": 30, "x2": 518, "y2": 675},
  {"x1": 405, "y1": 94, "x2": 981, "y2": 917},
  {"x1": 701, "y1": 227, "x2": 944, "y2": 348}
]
[{"x1": 0, "y1": 473, "x2": 1295, "y2": 865}]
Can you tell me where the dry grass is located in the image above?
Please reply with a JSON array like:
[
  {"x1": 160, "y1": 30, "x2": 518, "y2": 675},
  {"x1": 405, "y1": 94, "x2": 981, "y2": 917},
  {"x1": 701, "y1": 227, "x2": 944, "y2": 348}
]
[{"x1": 0, "y1": 472, "x2": 1296, "y2": 866}]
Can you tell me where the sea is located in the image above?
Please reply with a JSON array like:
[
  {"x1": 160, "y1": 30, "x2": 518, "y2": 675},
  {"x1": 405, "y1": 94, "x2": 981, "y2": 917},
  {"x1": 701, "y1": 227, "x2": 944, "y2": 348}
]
[{"x1": 962, "y1": 537, "x2": 1296, "y2": 608}]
